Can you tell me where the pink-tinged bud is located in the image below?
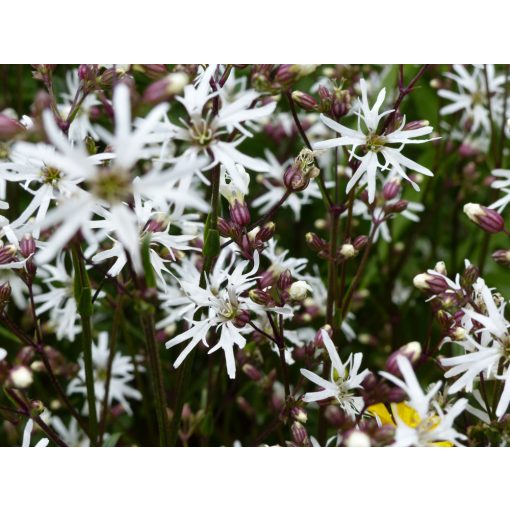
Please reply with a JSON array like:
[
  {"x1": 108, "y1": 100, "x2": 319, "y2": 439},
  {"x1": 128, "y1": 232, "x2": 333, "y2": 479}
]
[
  {"x1": 230, "y1": 200, "x2": 251, "y2": 227},
  {"x1": 140, "y1": 64, "x2": 168, "y2": 79},
  {"x1": 383, "y1": 179, "x2": 402, "y2": 200},
  {"x1": 145, "y1": 214, "x2": 170, "y2": 233},
  {"x1": 305, "y1": 232, "x2": 327, "y2": 252},
  {"x1": 233, "y1": 309, "x2": 250, "y2": 328},
  {"x1": 291, "y1": 421, "x2": 310, "y2": 446},
  {"x1": 291, "y1": 406, "x2": 308, "y2": 424},
  {"x1": 255, "y1": 222, "x2": 275, "y2": 243},
  {"x1": 0, "y1": 244, "x2": 17, "y2": 265},
  {"x1": 436, "y1": 310, "x2": 452, "y2": 331},
  {"x1": 463, "y1": 203, "x2": 505, "y2": 233},
  {"x1": 283, "y1": 164, "x2": 307, "y2": 191},
  {"x1": 0, "y1": 114, "x2": 25, "y2": 140},
  {"x1": 249, "y1": 288, "x2": 272, "y2": 306},
  {"x1": 462, "y1": 264, "x2": 479, "y2": 286},
  {"x1": 352, "y1": 235, "x2": 368, "y2": 251},
  {"x1": 314, "y1": 325, "x2": 332, "y2": 348},
  {"x1": 291, "y1": 91, "x2": 318, "y2": 111},
  {"x1": 412, "y1": 272, "x2": 449, "y2": 294},
  {"x1": 217, "y1": 217, "x2": 233, "y2": 238},
  {"x1": 242, "y1": 363, "x2": 262, "y2": 381},
  {"x1": 0, "y1": 282, "x2": 11, "y2": 311},
  {"x1": 385, "y1": 342, "x2": 422, "y2": 377},
  {"x1": 258, "y1": 270, "x2": 275, "y2": 289},
  {"x1": 492, "y1": 249, "x2": 510, "y2": 266},
  {"x1": 144, "y1": 72, "x2": 189, "y2": 103},
  {"x1": 459, "y1": 142, "x2": 478, "y2": 158},
  {"x1": 78, "y1": 64, "x2": 98, "y2": 82},
  {"x1": 386, "y1": 199, "x2": 408, "y2": 214},
  {"x1": 277, "y1": 269, "x2": 292, "y2": 291},
  {"x1": 403, "y1": 120, "x2": 429, "y2": 131},
  {"x1": 275, "y1": 64, "x2": 297, "y2": 87},
  {"x1": 19, "y1": 234, "x2": 36, "y2": 259}
]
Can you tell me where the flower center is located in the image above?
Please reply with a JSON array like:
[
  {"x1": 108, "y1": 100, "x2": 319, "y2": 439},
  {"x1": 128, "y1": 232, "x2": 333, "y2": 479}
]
[
  {"x1": 91, "y1": 167, "x2": 133, "y2": 203},
  {"x1": 366, "y1": 132, "x2": 386, "y2": 152},
  {"x1": 41, "y1": 166, "x2": 62, "y2": 186},
  {"x1": 0, "y1": 143, "x2": 10, "y2": 160},
  {"x1": 189, "y1": 118, "x2": 215, "y2": 146}
]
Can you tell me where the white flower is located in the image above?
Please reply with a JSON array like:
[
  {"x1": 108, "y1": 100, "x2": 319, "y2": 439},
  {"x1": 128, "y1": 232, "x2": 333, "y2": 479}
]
[
  {"x1": 34, "y1": 254, "x2": 81, "y2": 342},
  {"x1": 21, "y1": 419, "x2": 49, "y2": 447},
  {"x1": 165, "y1": 251, "x2": 260, "y2": 378},
  {"x1": 314, "y1": 78, "x2": 434, "y2": 202},
  {"x1": 380, "y1": 356, "x2": 467, "y2": 446},
  {"x1": 438, "y1": 64, "x2": 505, "y2": 135},
  {"x1": 68, "y1": 331, "x2": 142, "y2": 415},
  {"x1": 154, "y1": 64, "x2": 275, "y2": 192},
  {"x1": 0, "y1": 347, "x2": 5, "y2": 361},
  {"x1": 300, "y1": 329, "x2": 369, "y2": 416},
  {"x1": 50, "y1": 416, "x2": 90, "y2": 447},
  {"x1": 490, "y1": 168, "x2": 510, "y2": 212}
]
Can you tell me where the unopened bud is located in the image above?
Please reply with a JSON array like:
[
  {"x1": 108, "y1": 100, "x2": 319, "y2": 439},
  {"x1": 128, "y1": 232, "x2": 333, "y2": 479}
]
[
  {"x1": 345, "y1": 430, "x2": 371, "y2": 447},
  {"x1": 404, "y1": 120, "x2": 429, "y2": 131},
  {"x1": 314, "y1": 325, "x2": 332, "y2": 348},
  {"x1": 413, "y1": 272, "x2": 449, "y2": 294},
  {"x1": 277, "y1": 270, "x2": 292, "y2": 291},
  {"x1": 383, "y1": 178, "x2": 402, "y2": 200},
  {"x1": 217, "y1": 217, "x2": 233, "y2": 238},
  {"x1": 0, "y1": 114, "x2": 25, "y2": 140},
  {"x1": 233, "y1": 309, "x2": 250, "y2": 328},
  {"x1": 463, "y1": 203, "x2": 505, "y2": 233},
  {"x1": 249, "y1": 289, "x2": 272, "y2": 306},
  {"x1": 242, "y1": 364, "x2": 262, "y2": 381},
  {"x1": 289, "y1": 281, "x2": 312, "y2": 301},
  {"x1": 291, "y1": 91, "x2": 318, "y2": 111},
  {"x1": 0, "y1": 244, "x2": 17, "y2": 265},
  {"x1": 19, "y1": 234, "x2": 36, "y2": 258},
  {"x1": 10, "y1": 366, "x2": 33, "y2": 388},
  {"x1": 290, "y1": 406, "x2": 308, "y2": 424},
  {"x1": 492, "y1": 249, "x2": 510, "y2": 266},
  {"x1": 385, "y1": 342, "x2": 422, "y2": 376},
  {"x1": 291, "y1": 421, "x2": 310, "y2": 446},
  {"x1": 230, "y1": 200, "x2": 251, "y2": 227},
  {"x1": 462, "y1": 264, "x2": 479, "y2": 287},
  {"x1": 352, "y1": 235, "x2": 368, "y2": 251},
  {"x1": 339, "y1": 243, "x2": 357, "y2": 259},
  {"x1": 305, "y1": 232, "x2": 327, "y2": 251},
  {"x1": 144, "y1": 72, "x2": 189, "y2": 103},
  {"x1": 255, "y1": 222, "x2": 275, "y2": 242},
  {"x1": 386, "y1": 199, "x2": 408, "y2": 214}
]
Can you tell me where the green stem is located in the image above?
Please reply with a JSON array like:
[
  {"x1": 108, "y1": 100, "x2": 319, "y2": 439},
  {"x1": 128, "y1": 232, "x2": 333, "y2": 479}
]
[{"x1": 71, "y1": 244, "x2": 98, "y2": 446}]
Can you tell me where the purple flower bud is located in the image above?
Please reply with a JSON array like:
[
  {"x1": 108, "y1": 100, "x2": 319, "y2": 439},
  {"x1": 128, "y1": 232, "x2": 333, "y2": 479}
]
[
  {"x1": 352, "y1": 235, "x2": 368, "y2": 251},
  {"x1": 19, "y1": 234, "x2": 36, "y2": 258},
  {"x1": 383, "y1": 179, "x2": 402, "y2": 200},
  {"x1": 0, "y1": 244, "x2": 16, "y2": 265},
  {"x1": 291, "y1": 421, "x2": 310, "y2": 446},
  {"x1": 217, "y1": 218, "x2": 233, "y2": 238},
  {"x1": 230, "y1": 200, "x2": 251, "y2": 227},
  {"x1": 255, "y1": 222, "x2": 275, "y2": 243},
  {"x1": 386, "y1": 199, "x2": 408, "y2": 214},
  {"x1": 492, "y1": 249, "x2": 510, "y2": 267},
  {"x1": 290, "y1": 406, "x2": 308, "y2": 424},
  {"x1": 277, "y1": 269, "x2": 292, "y2": 291},
  {"x1": 249, "y1": 289, "x2": 272, "y2": 306},
  {"x1": 403, "y1": 120, "x2": 429, "y2": 131},
  {"x1": 413, "y1": 272, "x2": 449, "y2": 294},
  {"x1": 291, "y1": 91, "x2": 318, "y2": 111},
  {"x1": 385, "y1": 342, "x2": 422, "y2": 377},
  {"x1": 462, "y1": 264, "x2": 479, "y2": 286},
  {"x1": 464, "y1": 203, "x2": 505, "y2": 233},
  {"x1": 305, "y1": 232, "x2": 327, "y2": 252},
  {"x1": 78, "y1": 64, "x2": 98, "y2": 82},
  {"x1": 144, "y1": 72, "x2": 189, "y2": 103},
  {"x1": 233, "y1": 309, "x2": 250, "y2": 328},
  {"x1": 0, "y1": 114, "x2": 24, "y2": 140},
  {"x1": 242, "y1": 364, "x2": 262, "y2": 381}
]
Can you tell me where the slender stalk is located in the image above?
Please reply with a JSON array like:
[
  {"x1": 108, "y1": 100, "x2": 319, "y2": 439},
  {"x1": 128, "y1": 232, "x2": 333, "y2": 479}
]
[
  {"x1": 71, "y1": 244, "x2": 98, "y2": 446},
  {"x1": 141, "y1": 309, "x2": 171, "y2": 446}
]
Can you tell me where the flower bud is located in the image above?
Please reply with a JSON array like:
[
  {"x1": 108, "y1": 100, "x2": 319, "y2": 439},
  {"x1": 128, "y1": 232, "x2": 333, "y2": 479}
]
[
  {"x1": 291, "y1": 91, "x2": 318, "y2": 111},
  {"x1": 385, "y1": 342, "x2": 422, "y2": 376},
  {"x1": 386, "y1": 199, "x2": 408, "y2": 214},
  {"x1": 305, "y1": 232, "x2": 327, "y2": 252},
  {"x1": 255, "y1": 222, "x2": 275, "y2": 243},
  {"x1": 403, "y1": 120, "x2": 430, "y2": 131},
  {"x1": 314, "y1": 325, "x2": 332, "y2": 348},
  {"x1": 217, "y1": 217, "x2": 233, "y2": 238},
  {"x1": 0, "y1": 244, "x2": 17, "y2": 265},
  {"x1": 413, "y1": 272, "x2": 449, "y2": 294},
  {"x1": 277, "y1": 270, "x2": 292, "y2": 291},
  {"x1": 249, "y1": 289, "x2": 272, "y2": 306},
  {"x1": 19, "y1": 234, "x2": 36, "y2": 258},
  {"x1": 462, "y1": 264, "x2": 479, "y2": 287},
  {"x1": 230, "y1": 200, "x2": 251, "y2": 227},
  {"x1": 233, "y1": 309, "x2": 250, "y2": 328},
  {"x1": 291, "y1": 421, "x2": 310, "y2": 446},
  {"x1": 0, "y1": 114, "x2": 25, "y2": 140},
  {"x1": 289, "y1": 281, "x2": 312, "y2": 301},
  {"x1": 492, "y1": 249, "x2": 510, "y2": 266},
  {"x1": 144, "y1": 72, "x2": 189, "y2": 103},
  {"x1": 242, "y1": 364, "x2": 262, "y2": 381},
  {"x1": 345, "y1": 430, "x2": 371, "y2": 447},
  {"x1": 290, "y1": 406, "x2": 308, "y2": 424},
  {"x1": 0, "y1": 282, "x2": 11, "y2": 310},
  {"x1": 339, "y1": 243, "x2": 357, "y2": 259},
  {"x1": 383, "y1": 178, "x2": 402, "y2": 200},
  {"x1": 10, "y1": 365, "x2": 33, "y2": 388},
  {"x1": 352, "y1": 235, "x2": 368, "y2": 251},
  {"x1": 463, "y1": 203, "x2": 505, "y2": 233}
]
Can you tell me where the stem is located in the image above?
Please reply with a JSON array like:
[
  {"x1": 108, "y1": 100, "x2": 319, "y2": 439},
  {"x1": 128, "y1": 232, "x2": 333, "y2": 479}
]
[
  {"x1": 141, "y1": 309, "x2": 171, "y2": 446},
  {"x1": 71, "y1": 244, "x2": 98, "y2": 446}
]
